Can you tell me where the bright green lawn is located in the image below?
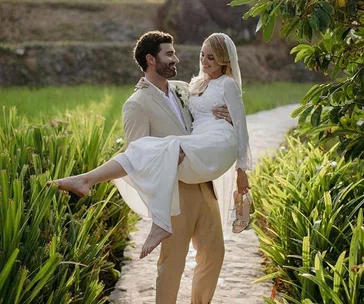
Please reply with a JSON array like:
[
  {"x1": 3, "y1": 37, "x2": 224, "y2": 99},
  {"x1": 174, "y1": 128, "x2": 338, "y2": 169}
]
[{"x1": 0, "y1": 82, "x2": 313, "y2": 132}]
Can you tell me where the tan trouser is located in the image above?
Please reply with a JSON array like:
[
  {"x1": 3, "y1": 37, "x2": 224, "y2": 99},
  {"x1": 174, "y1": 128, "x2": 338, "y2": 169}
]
[{"x1": 156, "y1": 181, "x2": 225, "y2": 304}]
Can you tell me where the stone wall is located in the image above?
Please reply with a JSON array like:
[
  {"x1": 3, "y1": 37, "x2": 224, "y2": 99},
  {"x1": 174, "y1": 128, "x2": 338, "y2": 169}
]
[{"x1": 0, "y1": 42, "x2": 325, "y2": 86}]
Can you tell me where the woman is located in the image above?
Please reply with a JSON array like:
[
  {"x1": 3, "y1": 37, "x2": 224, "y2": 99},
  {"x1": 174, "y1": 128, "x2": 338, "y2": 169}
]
[{"x1": 51, "y1": 33, "x2": 253, "y2": 259}]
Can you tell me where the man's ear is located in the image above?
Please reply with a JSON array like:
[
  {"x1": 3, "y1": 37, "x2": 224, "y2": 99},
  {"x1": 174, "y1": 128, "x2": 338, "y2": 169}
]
[{"x1": 146, "y1": 54, "x2": 156, "y2": 67}]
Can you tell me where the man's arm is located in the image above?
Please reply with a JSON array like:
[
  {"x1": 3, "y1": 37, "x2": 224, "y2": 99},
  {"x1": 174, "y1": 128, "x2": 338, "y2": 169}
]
[
  {"x1": 122, "y1": 100, "x2": 150, "y2": 147},
  {"x1": 212, "y1": 104, "x2": 233, "y2": 125},
  {"x1": 122, "y1": 99, "x2": 185, "y2": 164}
]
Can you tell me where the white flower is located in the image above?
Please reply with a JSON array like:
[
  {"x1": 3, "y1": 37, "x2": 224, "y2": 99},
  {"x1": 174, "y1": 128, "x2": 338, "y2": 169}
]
[
  {"x1": 331, "y1": 161, "x2": 338, "y2": 167},
  {"x1": 116, "y1": 138, "x2": 123, "y2": 144},
  {"x1": 357, "y1": 119, "x2": 364, "y2": 127},
  {"x1": 174, "y1": 85, "x2": 190, "y2": 107}
]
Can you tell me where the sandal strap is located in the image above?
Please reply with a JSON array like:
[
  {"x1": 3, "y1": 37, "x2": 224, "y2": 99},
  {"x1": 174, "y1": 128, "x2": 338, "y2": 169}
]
[
  {"x1": 233, "y1": 218, "x2": 250, "y2": 226},
  {"x1": 234, "y1": 197, "x2": 252, "y2": 207}
]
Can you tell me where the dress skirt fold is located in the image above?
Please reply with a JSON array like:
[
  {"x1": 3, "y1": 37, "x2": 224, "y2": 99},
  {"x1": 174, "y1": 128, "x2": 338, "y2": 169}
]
[{"x1": 113, "y1": 120, "x2": 238, "y2": 233}]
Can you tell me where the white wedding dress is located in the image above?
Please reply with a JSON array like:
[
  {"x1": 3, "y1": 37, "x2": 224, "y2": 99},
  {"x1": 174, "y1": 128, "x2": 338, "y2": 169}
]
[{"x1": 113, "y1": 75, "x2": 252, "y2": 233}]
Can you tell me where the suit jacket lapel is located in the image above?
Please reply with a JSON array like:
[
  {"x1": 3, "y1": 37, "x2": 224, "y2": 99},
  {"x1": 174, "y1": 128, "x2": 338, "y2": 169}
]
[
  {"x1": 170, "y1": 83, "x2": 193, "y2": 134},
  {"x1": 145, "y1": 86, "x2": 188, "y2": 135}
]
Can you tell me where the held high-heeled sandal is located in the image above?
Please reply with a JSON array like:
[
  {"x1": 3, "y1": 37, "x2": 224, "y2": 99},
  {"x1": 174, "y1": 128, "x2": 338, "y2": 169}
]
[{"x1": 232, "y1": 190, "x2": 252, "y2": 234}]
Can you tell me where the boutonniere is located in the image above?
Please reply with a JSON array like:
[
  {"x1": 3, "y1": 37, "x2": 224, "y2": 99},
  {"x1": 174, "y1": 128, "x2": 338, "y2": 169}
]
[{"x1": 174, "y1": 85, "x2": 190, "y2": 108}]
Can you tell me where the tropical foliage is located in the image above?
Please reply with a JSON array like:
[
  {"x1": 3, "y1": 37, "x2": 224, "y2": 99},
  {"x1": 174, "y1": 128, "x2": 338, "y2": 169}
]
[
  {"x1": 0, "y1": 107, "x2": 135, "y2": 303},
  {"x1": 230, "y1": 1, "x2": 364, "y2": 302},
  {"x1": 231, "y1": 0, "x2": 364, "y2": 160},
  {"x1": 250, "y1": 137, "x2": 364, "y2": 303}
]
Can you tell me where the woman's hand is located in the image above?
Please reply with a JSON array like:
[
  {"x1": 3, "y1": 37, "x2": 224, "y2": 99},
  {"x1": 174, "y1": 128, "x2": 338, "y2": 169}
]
[
  {"x1": 178, "y1": 147, "x2": 185, "y2": 165},
  {"x1": 236, "y1": 168, "x2": 250, "y2": 194},
  {"x1": 135, "y1": 77, "x2": 149, "y2": 91}
]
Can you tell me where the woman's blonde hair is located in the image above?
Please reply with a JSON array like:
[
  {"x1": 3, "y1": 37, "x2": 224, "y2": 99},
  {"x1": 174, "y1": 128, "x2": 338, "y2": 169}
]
[{"x1": 189, "y1": 33, "x2": 234, "y2": 96}]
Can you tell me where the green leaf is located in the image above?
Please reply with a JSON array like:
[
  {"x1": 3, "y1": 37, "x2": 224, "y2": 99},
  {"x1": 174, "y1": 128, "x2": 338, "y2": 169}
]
[
  {"x1": 280, "y1": 17, "x2": 300, "y2": 39},
  {"x1": 302, "y1": 235, "x2": 310, "y2": 270},
  {"x1": 311, "y1": 105, "x2": 323, "y2": 127},
  {"x1": 291, "y1": 104, "x2": 307, "y2": 118},
  {"x1": 229, "y1": 0, "x2": 253, "y2": 6},
  {"x1": 319, "y1": 1, "x2": 334, "y2": 15},
  {"x1": 14, "y1": 267, "x2": 28, "y2": 304},
  {"x1": 301, "y1": 274, "x2": 343, "y2": 304},
  {"x1": 298, "y1": 105, "x2": 314, "y2": 124},
  {"x1": 301, "y1": 84, "x2": 323, "y2": 105},
  {"x1": 349, "y1": 224, "x2": 359, "y2": 293},
  {"x1": 314, "y1": 254, "x2": 329, "y2": 303},
  {"x1": 253, "y1": 271, "x2": 281, "y2": 283},
  {"x1": 263, "y1": 15, "x2": 276, "y2": 42},
  {"x1": 21, "y1": 254, "x2": 61, "y2": 297},
  {"x1": 290, "y1": 44, "x2": 314, "y2": 54},
  {"x1": 294, "y1": 50, "x2": 311, "y2": 63},
  {"x1": 250, "y1": 2, "x2": 270, "y2": 17},
  {"x1": 308, "y1": 13, "x2": 320, "y2": 32},
  {"x1": 347, "y1": 138, "x2": 364, "y2": 160},
  {"x1": 303, "y1": 19, "x2": 313, "y2": 41},
  {"x1": 256, "y1": 15, "x2": 263, "y2": 33},
  {"x1": 316, "y1": 7, "x2": 332, "y2": 32},
  {"x1": 329, "y1": 107, "x2": 341, "y2": 124},
  {"x1": 333, "y1": 251, "x2": 346, "y2": 293},
  {"x1": 0, "y1": 249, "x2": 20, "y2": 292},
  {"x1": 341, "y1": 27, "x2": 352, "y2": 40},
  {"x1": 282, "y1": 294, "x2": 302, "y2": 304}
]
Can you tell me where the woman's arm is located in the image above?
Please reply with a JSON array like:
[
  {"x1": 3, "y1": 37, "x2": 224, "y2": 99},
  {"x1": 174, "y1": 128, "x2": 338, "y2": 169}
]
[{"x1": 223, "y1": 78, "x2": 253, "y2": 194}]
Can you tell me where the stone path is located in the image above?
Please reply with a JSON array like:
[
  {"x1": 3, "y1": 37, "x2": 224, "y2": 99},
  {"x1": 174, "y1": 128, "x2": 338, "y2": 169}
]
[{"x1": 109, "y1": 104, "x2": 299, "y2": 304}]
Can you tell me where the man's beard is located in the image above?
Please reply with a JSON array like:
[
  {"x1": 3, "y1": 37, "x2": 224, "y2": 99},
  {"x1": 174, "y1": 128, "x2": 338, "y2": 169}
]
[{"x1": 156, "y1": 59, "x2": 177, "y2": 79}]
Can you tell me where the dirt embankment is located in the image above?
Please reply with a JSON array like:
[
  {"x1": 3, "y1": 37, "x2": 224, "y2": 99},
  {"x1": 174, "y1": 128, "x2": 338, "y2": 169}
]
[
  {"x1": 0, "y1": 1, "x2": 326, "y2": 86},
  {"x1": 0, "y1": 42, "x2": 325, "y2": 86},
  {"x1": 0, "y1": 2, "x2": 159, "y2": 43}
]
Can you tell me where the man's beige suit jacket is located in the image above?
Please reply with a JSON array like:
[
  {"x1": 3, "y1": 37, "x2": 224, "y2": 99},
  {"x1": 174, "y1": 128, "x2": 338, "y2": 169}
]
[{"x1": 121, "y1": 80, "x2": 219, "y2": 200}]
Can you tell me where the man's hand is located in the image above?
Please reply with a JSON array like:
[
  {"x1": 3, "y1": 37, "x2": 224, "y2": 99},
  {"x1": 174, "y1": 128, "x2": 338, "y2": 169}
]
[
  {"x1": 212, "y1": 104, "x2": 232, "y2": 125},
  {"x1": 236, "y1": 168, "x2": 250, "y2": 194},
  {"x1": 178, "y1": 147, "x2": 185, "y2": 165}
]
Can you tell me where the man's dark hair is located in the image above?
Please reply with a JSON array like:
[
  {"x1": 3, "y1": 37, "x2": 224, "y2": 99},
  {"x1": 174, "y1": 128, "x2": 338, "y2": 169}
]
[{"x1": 133, "y1": 31, "x2": 174, "y2": 72}]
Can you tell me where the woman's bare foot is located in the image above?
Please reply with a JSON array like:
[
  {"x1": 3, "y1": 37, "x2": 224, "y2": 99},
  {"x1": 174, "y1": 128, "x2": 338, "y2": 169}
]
[
  {"x1": 139, "y1": 223, "x2": 172, "y2": 259},
  {"x1": 47, "y1": 174, "x2": 91, "y2": 197}
]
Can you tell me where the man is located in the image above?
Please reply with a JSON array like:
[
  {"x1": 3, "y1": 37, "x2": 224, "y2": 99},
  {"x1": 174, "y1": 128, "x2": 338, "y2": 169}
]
[{"x1": 122, "y1": 31, "x2": 231, "y2": 304}]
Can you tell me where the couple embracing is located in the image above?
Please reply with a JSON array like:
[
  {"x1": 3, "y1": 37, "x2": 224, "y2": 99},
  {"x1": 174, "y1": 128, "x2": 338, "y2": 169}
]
[{"x1": 51, "y1": 30, "x2": 253, "y2": 303}]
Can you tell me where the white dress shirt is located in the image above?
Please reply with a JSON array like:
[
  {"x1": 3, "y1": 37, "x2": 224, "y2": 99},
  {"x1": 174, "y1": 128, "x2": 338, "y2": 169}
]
[{"x1": 145, "y1": 77, "x2": 186, "y2": 129}]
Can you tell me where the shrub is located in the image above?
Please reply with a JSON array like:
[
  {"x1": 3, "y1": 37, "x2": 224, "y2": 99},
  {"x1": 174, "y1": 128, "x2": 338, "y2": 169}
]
[
  {"x1": 231, "y1": 0, "x2": 364, "y2": 160},
  {"x1": 0, "y1": 107, "x2": 135, "y2": 303},
  {"x1": 250, "y1": 136, "x2": 364, "y2": 303}
]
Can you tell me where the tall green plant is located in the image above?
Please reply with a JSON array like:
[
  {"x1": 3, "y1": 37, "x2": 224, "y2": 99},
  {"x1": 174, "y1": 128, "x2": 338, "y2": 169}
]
[
  {"x1": 231, "y1": 0, "x2": 364, "y2": 160},
  {"x1": 250, "y1": 136, "x2": 364, "y2": 302},
  {"x1": 0, "y1": 107, "x2": 135, "y2": 303}
]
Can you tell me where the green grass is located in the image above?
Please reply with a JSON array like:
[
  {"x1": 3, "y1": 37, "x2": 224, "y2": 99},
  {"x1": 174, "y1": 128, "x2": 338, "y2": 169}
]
[
  {"x1": 0, "y1": 85, "x2": 135, "y2": 132},
  {"x1": 0, "y1": 82, "x2": 314, "y2": 132},
  {"x1": 242, "y1": 82, "x2": 314, "y2": 114}
]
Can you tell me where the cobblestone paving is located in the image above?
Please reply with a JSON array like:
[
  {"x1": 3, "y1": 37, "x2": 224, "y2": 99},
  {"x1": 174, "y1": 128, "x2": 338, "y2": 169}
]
[{"x1": 109, "y1": 104, "x2": 299, "y2": 304}]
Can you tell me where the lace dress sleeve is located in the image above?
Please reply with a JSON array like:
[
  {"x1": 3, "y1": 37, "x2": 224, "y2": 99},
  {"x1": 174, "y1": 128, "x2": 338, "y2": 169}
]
[{"x1": 223, "y1": 78, "x2": 253, "y2": 171}]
